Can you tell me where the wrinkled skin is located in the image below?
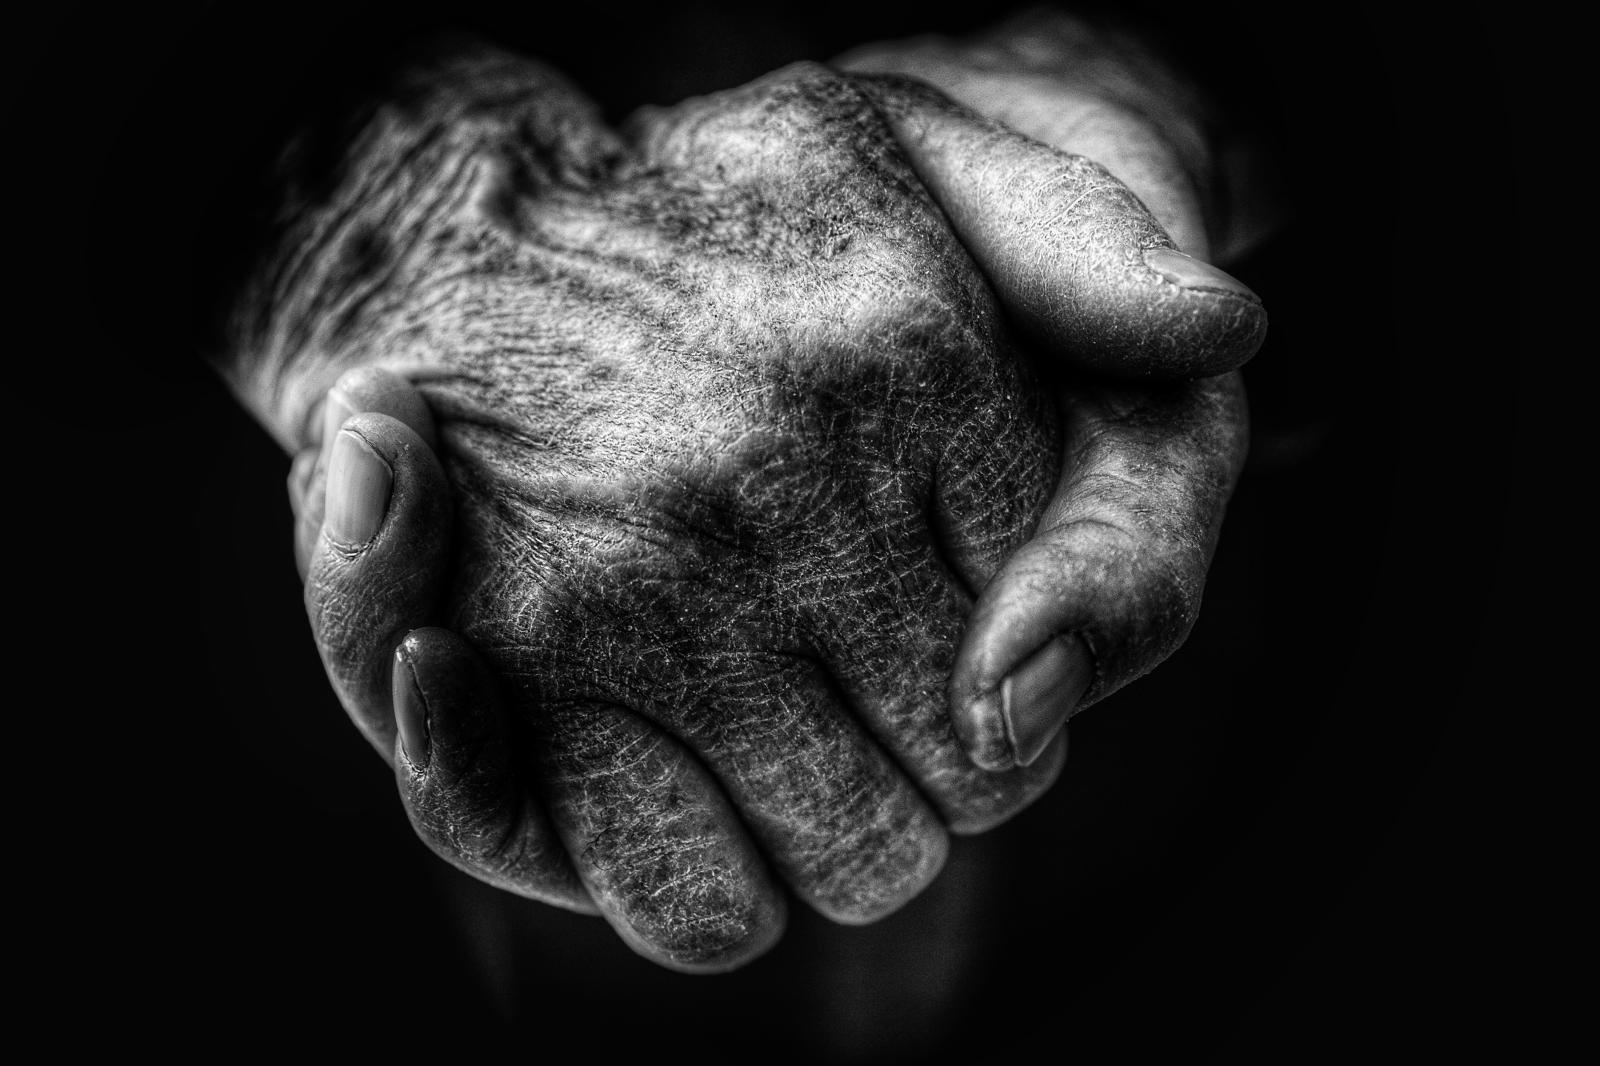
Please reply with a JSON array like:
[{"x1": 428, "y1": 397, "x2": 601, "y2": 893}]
[{"x1": 223, "y1": 35, "x2": 1260, "y2": 970}]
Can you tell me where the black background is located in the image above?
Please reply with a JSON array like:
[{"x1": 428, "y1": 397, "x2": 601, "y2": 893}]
[{"x1": 12, "y1": 0, "x2": 1547, "y2": 1057}]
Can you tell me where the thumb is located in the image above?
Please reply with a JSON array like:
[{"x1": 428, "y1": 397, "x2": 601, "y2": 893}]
[
  {"x1": 289, "y1": 366, "x2": 439, "y2": 581},
  {"x1": 862, "y1": 75, "x2": 1265, "y2": 380},
  {"x1": 948, "y1": 373, "x2": 1249, "y2": 771}
]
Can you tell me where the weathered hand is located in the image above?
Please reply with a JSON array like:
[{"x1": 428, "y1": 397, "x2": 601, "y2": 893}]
[
  {"x1": 838, "y1": 8, "x2": 1269, "y2": 764},
  {"x1": 242, "y1": 40, "x2": 1262, "y2": 971}
]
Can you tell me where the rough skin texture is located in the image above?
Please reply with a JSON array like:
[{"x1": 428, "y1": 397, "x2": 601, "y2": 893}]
[{"x1": 222, "y1": 46, "x2": 1072, "y2": 968}]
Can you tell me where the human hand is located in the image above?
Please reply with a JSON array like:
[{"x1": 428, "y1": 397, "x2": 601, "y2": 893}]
[
  {"x1": 837, "y1": 8, "x2": 1270, "y2": 765},
  {"x1": 244, "y1": 42, "x2": 1262, "y2": 970}
]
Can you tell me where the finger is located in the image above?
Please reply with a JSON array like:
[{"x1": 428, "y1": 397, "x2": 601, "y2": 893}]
[
  {"x1": 432, "y1": 428, "x2": 785, "y2": 970},
  {"x1": 292, "y1": 367, "x2": 440, "y2": 577},
  {"x1": 948, "y1": 372, "x2": 1249, "y2": 771},
  {"x1": 811, "y1": 523, "x2": 1069, "y2": 834},
  {"x1": 630, "y1": 649, "x2": 949, "y2": 925},
  {"x1": 774, "y1": 349, "x2": 1066, "y2": 832},
  {"x1": 538, "y1": 700, "x2": 787, "y2": 973},
  {"x1": 305, "y1": 411, "x2": 451, "y2": 757},
  {"x1": 860, "y1": 75, "x2": 1266, "y2": 380},
  {"x1": 959, "y1": 89, "x2": 1211, "y2": 260},
  {"x1": 947, "y1": 86, "x2": 1210, "y2": 262},
  {"x1": 392, "y1": 628, "x2": 594, "y2": 912}
]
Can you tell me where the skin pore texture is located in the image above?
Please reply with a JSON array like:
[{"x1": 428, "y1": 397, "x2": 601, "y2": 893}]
[{"x1": 219, "y1": 25, "x2": 1261, "y2": 971}]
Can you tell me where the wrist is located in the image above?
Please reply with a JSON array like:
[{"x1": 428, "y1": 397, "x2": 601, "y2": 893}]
[{"x1": 203, "y1": 40, "x2": 617, "y2": 453}]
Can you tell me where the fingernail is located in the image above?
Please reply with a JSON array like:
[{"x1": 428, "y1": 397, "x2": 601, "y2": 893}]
[
  {"x1": 393, "y1": 647, "x2": 431, "y2": 768},
  {"x1": 321, "y1": 389, "x2": 355, "y2": 451},
  {"x1": 325, "y1": 429, "x2": 391, "y2": 548},
  {"x1": 1000, "y1": 635, "x2": 1095, "y2": 768},
  {"x1": 964, "y1": 689, "x2": 1012, "y2": 773},
  {"x1": 1144, "y1": 247, "x2": 1258, "y2": 299}
]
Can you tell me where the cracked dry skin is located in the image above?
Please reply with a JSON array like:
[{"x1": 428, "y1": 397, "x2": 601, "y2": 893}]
[{"x1": 228, "y1": 47, "x2": 1067, "y2": 969}]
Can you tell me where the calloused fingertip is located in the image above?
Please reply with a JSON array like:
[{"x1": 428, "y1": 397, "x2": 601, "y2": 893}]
[
  {"x1": 658, "y1": 889, "x2": 789, "y2": 975},
  {"x1": 1135, "y1": 247, "x2": 1269, "y2": 375}
]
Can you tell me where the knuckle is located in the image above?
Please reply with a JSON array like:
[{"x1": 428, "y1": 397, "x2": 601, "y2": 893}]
[{"x1": 640, "y1": 61, "x2": 864, "y2": 166}]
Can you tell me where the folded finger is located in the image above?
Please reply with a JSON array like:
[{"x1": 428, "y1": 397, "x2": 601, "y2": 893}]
[
  {"x1": 393, "y1": 628, "x2": 593, "y2": 912},
  {"x1": 538, "y1": 700, "x2": 787, "y2": 973}
]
